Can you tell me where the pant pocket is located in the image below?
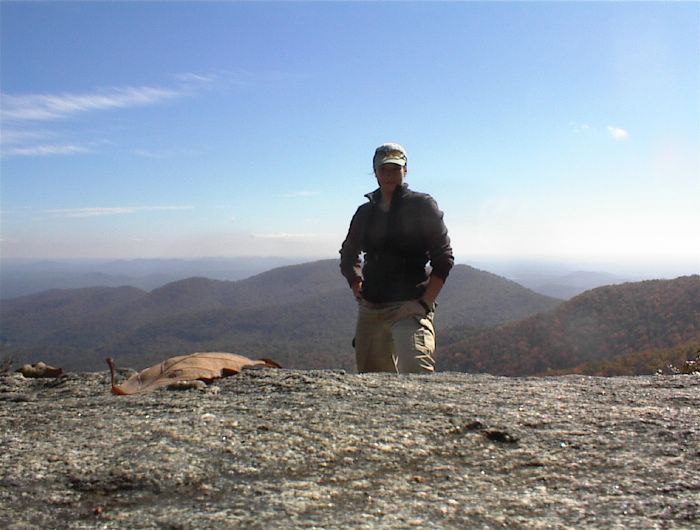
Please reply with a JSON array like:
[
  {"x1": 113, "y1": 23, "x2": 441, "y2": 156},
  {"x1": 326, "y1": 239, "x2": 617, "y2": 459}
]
[{"x1": 412, "y1": 316, "x2": 435, "y2": 354}]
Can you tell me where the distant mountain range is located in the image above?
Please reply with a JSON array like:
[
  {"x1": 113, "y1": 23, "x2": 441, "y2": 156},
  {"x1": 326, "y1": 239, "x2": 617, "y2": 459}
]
[
  {"x1": 512, "y1": 270, "x2": 628, "y2": 299},
  {"x1": 1, "y1": 257, "x2": 642, "y2": 300},
  {"x1": 2, "y1": 260, "x2": 696, "y2": 376},
  {"x1": 0, "y1": 257, "x2": 305, "y2": 299},
  {"x1": 0, "y1": 260, "x2": 560, "y2": 372}
]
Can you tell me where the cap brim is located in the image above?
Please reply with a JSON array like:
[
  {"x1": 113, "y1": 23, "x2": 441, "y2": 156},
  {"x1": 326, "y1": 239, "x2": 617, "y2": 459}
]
[{"x1": 378, "y1": 157, "x2": 406, "y2": 167}]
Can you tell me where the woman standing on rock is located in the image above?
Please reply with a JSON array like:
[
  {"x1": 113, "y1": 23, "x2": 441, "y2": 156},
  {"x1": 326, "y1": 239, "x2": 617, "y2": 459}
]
[{"x1": 340, "y1": 142, "x2": 454, "y2": 373}]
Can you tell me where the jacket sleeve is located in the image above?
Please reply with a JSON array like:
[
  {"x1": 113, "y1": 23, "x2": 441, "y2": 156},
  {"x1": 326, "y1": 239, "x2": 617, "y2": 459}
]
[
  {"x1": 339, "y1": 205, "x2": 366, "y2": 287},
  {"x1": 422, "y1": 196, "x2": 454, "y2": 281}
]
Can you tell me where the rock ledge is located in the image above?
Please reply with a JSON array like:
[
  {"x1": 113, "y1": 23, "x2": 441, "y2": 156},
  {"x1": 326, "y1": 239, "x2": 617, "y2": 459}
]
[{"x1": 1, "y1": 369, "x2": 698, "y2": 529}]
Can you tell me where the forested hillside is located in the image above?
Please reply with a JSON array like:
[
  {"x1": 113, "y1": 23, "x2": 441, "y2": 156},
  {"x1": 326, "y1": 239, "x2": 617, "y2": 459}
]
[
  {"x1": 558, "y1": 342, "x2": 700, "y2": 376},
  {"x1": 439, "y1": 275, "x2": 700, "y2": 375},
  {"x1": 0, "y1": 260, "x2": 560, "y2": 372},
  {"x1": 6, "y1": 261, "x2": 694, "y2": 376}
]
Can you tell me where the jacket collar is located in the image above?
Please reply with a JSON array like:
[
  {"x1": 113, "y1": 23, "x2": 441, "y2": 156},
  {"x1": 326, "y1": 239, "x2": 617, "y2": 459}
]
[{"x1": 365, "y1": 183, "x2": 409, "y2": 204}]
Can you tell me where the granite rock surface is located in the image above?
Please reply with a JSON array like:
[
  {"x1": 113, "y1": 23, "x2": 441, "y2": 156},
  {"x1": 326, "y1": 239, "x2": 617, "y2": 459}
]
[{"x1": 1, "y1": 368, "x2": 699, "y2": 529}]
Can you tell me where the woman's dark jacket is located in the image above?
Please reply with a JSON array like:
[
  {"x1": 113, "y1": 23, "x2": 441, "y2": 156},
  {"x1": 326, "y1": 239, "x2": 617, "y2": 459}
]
[{"x1": 339, "y1": 184, "x2": 454, "y2": 303}]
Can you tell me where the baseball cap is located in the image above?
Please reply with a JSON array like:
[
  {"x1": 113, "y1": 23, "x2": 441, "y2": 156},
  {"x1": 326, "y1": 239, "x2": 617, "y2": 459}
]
[{"x1": 373, "y1": 142, "x2": 407, "y2": 169}]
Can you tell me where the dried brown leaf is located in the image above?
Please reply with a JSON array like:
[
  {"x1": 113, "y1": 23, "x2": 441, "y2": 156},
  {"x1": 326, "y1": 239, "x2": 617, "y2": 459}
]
[{"x1": 107, "y1": 352, "x2": 280, "y2": 395}]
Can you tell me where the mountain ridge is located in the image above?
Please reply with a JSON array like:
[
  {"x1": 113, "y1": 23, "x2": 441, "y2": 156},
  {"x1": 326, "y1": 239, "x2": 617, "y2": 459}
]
[
  {"x1": 0, "y1": 260, "x2": 560, "y2": 371},
  {"x1": 439, "y1": 275, "x2": 700, "y2": 375},
  {"x1": 3, "y1": 261, "x2": 696, "y2": 376}
]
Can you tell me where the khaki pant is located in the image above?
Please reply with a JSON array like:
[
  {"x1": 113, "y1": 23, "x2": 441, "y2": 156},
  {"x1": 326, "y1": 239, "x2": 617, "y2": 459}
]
[{"x1": 354, "y1": 300, "x2": 436, "y2": 374}]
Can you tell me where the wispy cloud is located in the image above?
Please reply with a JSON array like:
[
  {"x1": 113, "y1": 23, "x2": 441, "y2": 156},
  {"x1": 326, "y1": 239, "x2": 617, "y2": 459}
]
[
  {"x1": 570, "y1": 122, "x2": 630, "y2": 141},
  {"x1": 1, "y1": 85, "x2": 180, "y2": 122},
  {"x1": 0, "y1": 76, "x2": 210, "y2": 158},
  {"x1": 0, "y1": 128, "x2": 95, "y2": 158},
  {"x1": 173, "y1": 73, "x2": 217, "y2": 84},
  {"x1": 607, "y1": 125, "x2": 630, "y2": 141},
  {"x1": 2, "y1": 143, "x2": 91, "y2": 157},
  {"x1": 47, "y1": 206, "x2": 194, "y2": 218},
  {"x1": 570, "y1": 122, "x2": 592, "y2": 134}
]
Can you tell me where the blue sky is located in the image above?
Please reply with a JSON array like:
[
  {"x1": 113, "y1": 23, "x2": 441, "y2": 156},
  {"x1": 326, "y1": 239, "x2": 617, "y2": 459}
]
[{"x1": 1, "y1": 1, "x2": 698, "y2": 276}]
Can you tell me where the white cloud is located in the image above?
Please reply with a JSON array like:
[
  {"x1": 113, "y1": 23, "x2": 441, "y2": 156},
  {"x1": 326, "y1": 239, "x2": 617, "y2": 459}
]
[
  {"x1": 1, "y1": 143, "x2": 91, "y2": 157},
  {"x1": 607, "y1": 125, "x2": 630, "y2": 140},
  {"x1": 0, "y1": 128, "x2": 109, "y2": 158},
  {"x1": 569, "y1": 122, "x2": 630, "y2": 141},
  {"x1": 0, "y1": 77, "x2": 210, "y2": 158},
  {"x1": 0, "y1": 85, "x2": 180, "y2": 122},
  {"x1": 173, "y1": 73, "x2": 217, "y2": 84},
  {"x1": 570, "y1": 122, "x2": 592, "y2": 134},
  {"x1": 47, "y1": 206, "x2": 194, "y2": 218}
]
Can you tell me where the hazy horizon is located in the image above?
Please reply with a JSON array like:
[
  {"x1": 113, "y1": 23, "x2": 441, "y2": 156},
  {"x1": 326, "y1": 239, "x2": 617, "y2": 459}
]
[
  {"x1": 2, "y1": 3, "x2": 698, "y2": 273},
  {"x1": 1, "y1": 254, "x2": 697, "y2": 281}
]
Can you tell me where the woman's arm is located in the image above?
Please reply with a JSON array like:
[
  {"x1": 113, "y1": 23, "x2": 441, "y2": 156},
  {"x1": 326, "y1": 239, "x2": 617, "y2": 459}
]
[
  {"x1": 339, "y1": 205, "x2": 366, "y2": 293},
  {"x1": 421, "y1": 274, "x2": 444, "y2": 308}
]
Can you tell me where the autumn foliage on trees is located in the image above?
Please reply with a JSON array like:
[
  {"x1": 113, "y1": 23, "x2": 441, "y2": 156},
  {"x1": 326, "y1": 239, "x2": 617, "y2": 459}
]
[
  {"x1": 439, "y1": 276, "x2": 700, "y2": 376},
  {"x1": 556, "y1": 342, "x2": 700, "y2": 376}
]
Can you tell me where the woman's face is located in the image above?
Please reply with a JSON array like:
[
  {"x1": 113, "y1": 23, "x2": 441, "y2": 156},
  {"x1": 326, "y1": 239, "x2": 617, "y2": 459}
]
[{"x1": 375, "y1": 163, "x2": 406, "y2": 195}]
